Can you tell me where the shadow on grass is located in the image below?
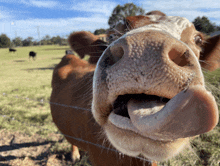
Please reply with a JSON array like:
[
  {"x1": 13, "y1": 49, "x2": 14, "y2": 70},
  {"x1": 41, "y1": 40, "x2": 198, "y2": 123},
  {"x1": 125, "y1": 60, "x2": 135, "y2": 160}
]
[
  {"x1": 43, "y1": 48, "x2": 68, "y2": 51},
  {"x1": 0, "y1": 136, "x2": 76, "y2": 165},
  {"x1": 0, "y1": 140, "x2": 56, "y2": 153},
  {"x1": 13, "y1": 60, "x2": 26, "y2": 63},
  {"x1": 29, "y1": 114, "x2": 50, "y2": 124},
  {"x1": 0, "y1": 140, "x2": 58, "y2": 164},
  {"x1": 22, "y1": 64, "x2": 57, "y2": 71}
]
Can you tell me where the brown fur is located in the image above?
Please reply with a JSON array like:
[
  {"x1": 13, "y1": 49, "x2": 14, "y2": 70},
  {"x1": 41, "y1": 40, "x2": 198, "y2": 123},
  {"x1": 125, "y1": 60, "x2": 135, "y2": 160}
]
[
  {"x1": 125, "y1": 15, "x2": 156, "y2": 30},
  {"x1": 146, "y1": 10, "x2": 166, "y2": 16},
  {"x1": 68, "y1": 31, "x2": 107, "y2": 64},
  {"x1": 51, "y1": 54, "x2": 157, "y2": 166},
  {"x1": 200, "y1": 35, "x2": 220, "y2": 71},
  {"x1": 107, "y1": 13, "x2": 164, "y2": 43}
]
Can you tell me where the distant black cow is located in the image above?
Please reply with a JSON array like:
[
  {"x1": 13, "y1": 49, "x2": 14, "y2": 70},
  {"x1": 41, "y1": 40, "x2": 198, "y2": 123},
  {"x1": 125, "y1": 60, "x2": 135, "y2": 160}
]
[
  {"x1": 9, "y1": 48, "x2": 16, "y2": 52},
  {"x1": 29, "y1": 51, "x2": 37, "y2": 60},
  {"x1": 65, "y1": 50, "x2": 73, "y2": 55}
]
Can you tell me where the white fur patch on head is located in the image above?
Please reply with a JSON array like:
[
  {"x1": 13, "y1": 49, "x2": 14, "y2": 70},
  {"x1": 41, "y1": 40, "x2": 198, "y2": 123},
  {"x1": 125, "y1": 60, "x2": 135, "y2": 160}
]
[
  {"x1": 147, "y1": 15, "x2": 162, "y2": 22},
  {"x1": 127, "y1": 16, "x2": 193, "y2": 40}
]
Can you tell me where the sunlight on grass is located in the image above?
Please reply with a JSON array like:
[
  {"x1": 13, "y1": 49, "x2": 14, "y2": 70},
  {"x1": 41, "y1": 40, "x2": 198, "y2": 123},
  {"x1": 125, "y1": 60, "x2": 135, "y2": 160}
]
[
  {"x1": 0, "y1": 45, "x2": 92, "y2": 165},
  {"x1": 0, "y1": 45, "x2": 68, "y2": 136}
]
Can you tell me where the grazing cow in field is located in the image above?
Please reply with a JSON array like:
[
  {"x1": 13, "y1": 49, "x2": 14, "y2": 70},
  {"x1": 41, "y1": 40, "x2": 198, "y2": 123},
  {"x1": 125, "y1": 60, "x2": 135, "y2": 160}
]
[
  {"x1": 29, "y1": 51, "x2": 36, "y2": 60},
  {"x1": 9, "y1": 48, "x2": 16, "y2": 53},
  {"x1": 50, "y1": 11, "x2": 220, "y2": 166},
  {"x1": 68, "y1": 31, "x2": 108, "y2": 64},
  {"x1": 65, "y1": 50, "x2": 73, "y2": 55}
]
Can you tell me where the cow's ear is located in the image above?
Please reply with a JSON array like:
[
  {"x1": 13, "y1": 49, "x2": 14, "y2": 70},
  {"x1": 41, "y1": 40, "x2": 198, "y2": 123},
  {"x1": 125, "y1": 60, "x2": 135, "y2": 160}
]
[{"x1": 200, "y1": 35, "x2": 220, "y2": 71}]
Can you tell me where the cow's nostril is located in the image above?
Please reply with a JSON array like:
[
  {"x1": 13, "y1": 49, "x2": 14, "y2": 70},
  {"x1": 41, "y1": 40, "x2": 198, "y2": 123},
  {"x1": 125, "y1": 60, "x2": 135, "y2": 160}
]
[
  {"x1": 168, "y1": 48, "x2": 190, "y2": 67},
  {"x1": 110, "y1": 45, "x2": 124, "y2": 65}
]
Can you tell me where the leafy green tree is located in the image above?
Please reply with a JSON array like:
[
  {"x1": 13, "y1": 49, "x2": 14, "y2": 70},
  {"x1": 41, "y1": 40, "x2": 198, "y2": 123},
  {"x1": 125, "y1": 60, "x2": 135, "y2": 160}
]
[
  {"x1": 108, "y1": 3, "x2": 145, "y2": 27},
  {"x1": 0, "y1": 34, "x2": 11, "y2": 48},
  {"x1": 40, "y1": 35, "x2": 52, "y2": 45},
  {"x1": 32, "y1": 41, "x2": 39, "y2": 46},
  {"x1": 59, "y1": 38, "x2": 68, "y2": 46},
  {"x1": 51, "y1": 36, "x2": 62, "y2": 45},
  {"x1": 44, "y1": 35, "x2": 51, "y2": 40},
  {"x1": 12, "y1": 37, "x2": 23, "y2": 47},
  {"x1": 94, "y1": 28, "x2": 107, "y2": 35},
  {"x1": 214, "y1": 25, "x2": 220, "y2": 31},
  {"x1": 193, "y1": 16, "x2": 215, "y2": 34},
  {"x1": 22, "y1": 37, "x2": 33, "y2": 46}
]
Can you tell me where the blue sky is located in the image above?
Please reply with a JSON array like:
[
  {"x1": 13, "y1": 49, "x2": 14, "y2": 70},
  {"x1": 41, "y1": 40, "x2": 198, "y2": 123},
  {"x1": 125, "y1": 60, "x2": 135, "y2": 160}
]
[{"x1": 0, "y1": 0, "x2": 220, "y2": 40}]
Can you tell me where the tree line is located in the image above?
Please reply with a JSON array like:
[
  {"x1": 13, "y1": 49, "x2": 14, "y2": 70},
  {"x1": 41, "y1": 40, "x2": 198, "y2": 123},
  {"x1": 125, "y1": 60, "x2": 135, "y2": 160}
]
[
  {"x1": 0, "y1": 34, "x2": 68, "y2": 48},
  {"x1": 1, "y1": 3, "x2": 220, "y2": 48}
]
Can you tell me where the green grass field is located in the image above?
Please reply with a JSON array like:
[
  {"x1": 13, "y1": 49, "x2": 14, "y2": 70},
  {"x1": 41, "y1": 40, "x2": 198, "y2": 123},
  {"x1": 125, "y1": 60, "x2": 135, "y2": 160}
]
[
  {"x1": 0, "y1": 45, "x2": 67, "y2": 135},
  {"x1": 0, "y1": 45, "x2": 219, "y2": 166}
]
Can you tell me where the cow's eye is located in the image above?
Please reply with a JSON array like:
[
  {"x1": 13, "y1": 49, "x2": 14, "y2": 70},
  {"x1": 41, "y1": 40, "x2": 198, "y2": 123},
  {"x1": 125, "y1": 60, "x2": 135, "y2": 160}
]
[{"x1": 194, "y1": 35, "x2": 203, "y2": 46}]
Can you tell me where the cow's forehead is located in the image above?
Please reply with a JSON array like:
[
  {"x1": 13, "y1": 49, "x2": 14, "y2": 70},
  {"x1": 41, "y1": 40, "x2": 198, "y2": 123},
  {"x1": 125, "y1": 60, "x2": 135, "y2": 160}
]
[{"x1": 127, "y1": 16, "x2": 193, "y2": 40}]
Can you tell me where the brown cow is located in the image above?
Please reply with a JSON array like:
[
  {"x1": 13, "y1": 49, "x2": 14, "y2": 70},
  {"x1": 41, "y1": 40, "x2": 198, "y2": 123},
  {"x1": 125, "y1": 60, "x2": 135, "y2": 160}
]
[
  {"x1": 68, "y1": 31, "x2": 107, "y2": 64},
  {"x1": 51, "y1": 11, "x2": 220, "y2": 166}
]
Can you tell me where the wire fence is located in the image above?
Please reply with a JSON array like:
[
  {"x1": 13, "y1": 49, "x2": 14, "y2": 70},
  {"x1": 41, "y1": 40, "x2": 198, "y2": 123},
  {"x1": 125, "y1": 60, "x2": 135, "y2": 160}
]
[{"x1": 0, "y1": 92, "x2": 154, "y2": 164}]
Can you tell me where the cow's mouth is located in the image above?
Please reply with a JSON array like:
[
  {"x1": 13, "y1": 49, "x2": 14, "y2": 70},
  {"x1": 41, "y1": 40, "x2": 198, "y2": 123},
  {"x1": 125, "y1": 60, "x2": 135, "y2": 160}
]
[
  {"x1": 112, "y1": 94, "x2": 170, "y2": 119},
  {"x1": 108, "y1": 85, "x2": 218, "y2": 141}
]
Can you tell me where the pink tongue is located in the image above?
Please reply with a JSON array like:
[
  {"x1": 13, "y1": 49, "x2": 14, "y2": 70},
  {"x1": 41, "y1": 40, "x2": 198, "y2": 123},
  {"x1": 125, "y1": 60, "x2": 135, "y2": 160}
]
[{"x1": 127, "y1": 85, "x2": 219, "y2": 141}]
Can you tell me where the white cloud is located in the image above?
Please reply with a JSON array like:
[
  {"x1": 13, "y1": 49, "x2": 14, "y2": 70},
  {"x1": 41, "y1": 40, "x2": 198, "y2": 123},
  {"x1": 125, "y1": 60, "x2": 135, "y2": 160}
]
[
  {"x1": 140, "y1": 0, "x2": 220, "y2": 25},
  {"x1": 0, "y1": 11, "x2": 10, "y2": 20},
  {"x1": 0, "y1": 0, "x2": 15, "y2": 2},
  {"x1": 0, "y1": 0, "x2": 114, "y2": 39},
  {"x1": 1, "y1": 0, "x2": 220, "y2": 40},
  {"x1": 0, "y1": 6, "x2": 15, "y2": 20},
  {"x1": 15, "y1": 14, "x2": 107, "y2": 28},
  {"x1": 142, "y1": 0, "x2": 220, "y2": 10},
  {"x1": 30, "y1": 0, "x2": 59, "y2": 8},
  {"x1": 4, "y1": 14, "x2": 109, "y2": 39},
  {"x1": 19, "y1": 0, "x2": 60, "y2": 8},
  {"x1": 71, "y1": 0, "x2": 117, "y2": 16},
  {"x1": 0, "y1": 0, "x2": 60, "y2": 8}
]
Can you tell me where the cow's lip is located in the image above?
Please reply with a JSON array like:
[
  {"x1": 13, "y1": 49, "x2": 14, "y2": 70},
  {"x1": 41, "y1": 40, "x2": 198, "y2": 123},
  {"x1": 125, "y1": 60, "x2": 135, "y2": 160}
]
[
  {"x1": 109, "y1": 94, "x2": 170, "y2": 141},
  {"x1": 108, "y1": 85, "x2": 219, "y2": 141}
]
